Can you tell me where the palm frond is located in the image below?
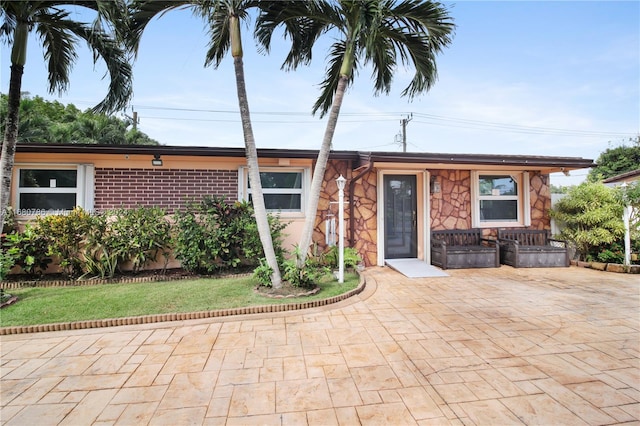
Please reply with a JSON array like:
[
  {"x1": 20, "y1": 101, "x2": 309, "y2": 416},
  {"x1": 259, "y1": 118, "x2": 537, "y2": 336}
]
[
  {"x1": 363, "y1": 34, "x2": 395, "y2": 95},
  {"x1": 203, "y1": 4, "x2": 232, "y2": 68},
  {"x1": 35, "y1": 9, "x2": 79, "y2": 96},
  {"x1": 255, "y1": 0, "x2": 336, "y2": 71},
  {"x1": 36, "y1": 9, "x2": 132, "y2": 114},
  {"x1": 312, "y1": 39, "x2": 358, "y2": 118},
  {"x1": 0, "y1": 2, "x2": 18, "y2": 41}
]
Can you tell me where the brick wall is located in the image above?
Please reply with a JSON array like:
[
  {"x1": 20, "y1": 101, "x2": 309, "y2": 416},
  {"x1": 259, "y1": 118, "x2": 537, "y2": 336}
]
[{"x1": 94, "y1": 168, "x2": 238, "y2": 212}]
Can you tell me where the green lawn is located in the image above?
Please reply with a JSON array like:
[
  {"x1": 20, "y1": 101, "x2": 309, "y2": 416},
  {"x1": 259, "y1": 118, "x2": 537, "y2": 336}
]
[{"x1": 0, "y1": 273, "x2": 360, "y2": 327}]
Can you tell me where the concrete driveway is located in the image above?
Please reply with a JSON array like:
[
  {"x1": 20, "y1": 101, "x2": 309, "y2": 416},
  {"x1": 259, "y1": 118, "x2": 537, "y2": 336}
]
[{"x1": 1, "y1": 266, "x2": 638, "y2": 425}]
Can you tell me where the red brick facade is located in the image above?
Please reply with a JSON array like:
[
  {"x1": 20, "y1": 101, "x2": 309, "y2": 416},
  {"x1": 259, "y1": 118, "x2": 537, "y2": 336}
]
[{"x1": 94, "y1": 168, "x2": 238, "y2": 212}]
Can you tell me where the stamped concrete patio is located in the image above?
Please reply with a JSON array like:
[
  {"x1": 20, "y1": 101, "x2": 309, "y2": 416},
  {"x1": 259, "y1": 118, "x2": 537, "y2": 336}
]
[{"x1": 1, "y1": 266, "x2": 639, "y2": 425}]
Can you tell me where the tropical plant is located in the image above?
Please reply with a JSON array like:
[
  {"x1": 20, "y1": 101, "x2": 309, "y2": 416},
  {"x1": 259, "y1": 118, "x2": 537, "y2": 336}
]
[
  {"x1": 256, "y1": 0, "x2": 455, "y2": 266},
  {"x1": 324, "y1": 245, "x2": 362, "y2": 270},
  {"x1": 282, "y1": 246, "x2": 329, "y2": 288},
  {"x1": 549, "y1": 182, "x2": 625, "y2": 261},
  {"x1": 252, "y1": 258, "x2": 273, "y2": 287},
  {"x1": 107, "y1": 207, "x2": 172, "y2": 273},
  {"x1": 130, "y1": 0, "x2": 300, "y2": 287},
  {"x1": 173, "y1": 196, "x2": 287, "y2": 274},
  {"x1": 79, "y1": 212, "x2": 120, "y2": 279},
  {"x1": 0, "y1": 0, "x2": 133, "y2": 234},
  {"x1": 35, "y1": 207, "x2": 96, "y2": 277},
  {"x1": 0, "y1": 246, "x2": 18, "y2": 281},
  {"x1": 2, "y1": 224, "x2": 52, "y2": 276}
]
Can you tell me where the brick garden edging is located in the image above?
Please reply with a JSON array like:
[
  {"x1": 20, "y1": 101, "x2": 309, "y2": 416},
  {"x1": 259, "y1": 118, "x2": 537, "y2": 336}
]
[{"x1": 0, "y1": 274, "x2": 366, "y2": 335}]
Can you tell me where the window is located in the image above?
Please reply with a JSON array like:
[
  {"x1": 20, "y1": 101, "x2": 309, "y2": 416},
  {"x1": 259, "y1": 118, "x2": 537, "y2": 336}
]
[
  {"x1": 240, "y1": 168, "x2": 308, "y2": 213},
  {"x1": 471, "y1": 171, "x2": 530, "y2": 227},
  {"x1": 14, "y1": 165, "x2": 94, "y2": 215}
]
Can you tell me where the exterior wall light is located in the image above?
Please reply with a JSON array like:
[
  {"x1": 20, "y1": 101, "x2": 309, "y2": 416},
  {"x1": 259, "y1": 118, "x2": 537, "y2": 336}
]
[
  {"x1": 430, "y1": 175, "x2": 441, "y2": 193},
  {"x1": 152, "y1": 154, "x2": 163, "y2": 166}
]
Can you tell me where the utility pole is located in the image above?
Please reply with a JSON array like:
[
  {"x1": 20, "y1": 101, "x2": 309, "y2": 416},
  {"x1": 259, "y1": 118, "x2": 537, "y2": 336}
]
[
  {"x1": 400, "y1": 113, "x2": 412, "y2": 152},
  {"x1": 125, "y1": 107, "x2": 139, "y2": 130}
]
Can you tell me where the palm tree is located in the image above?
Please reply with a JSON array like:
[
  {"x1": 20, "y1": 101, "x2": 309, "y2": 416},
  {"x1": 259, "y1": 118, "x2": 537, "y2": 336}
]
[
  {"x1": 257, "y1": 0, "x2": 455, "y2": 266},
  {"x1": 0, "y1": 0, "x2": 133, "y2": 233},
  {"x1": 131, "y1": 0, "x2": 304, "y2": 288}
]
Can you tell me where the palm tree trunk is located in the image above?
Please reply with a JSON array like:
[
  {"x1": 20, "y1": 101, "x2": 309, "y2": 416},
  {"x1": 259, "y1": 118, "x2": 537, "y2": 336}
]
[
  {"x1": 1, "y1": 21, "x2": 29, "y2": 233},
  {"x1": 0, "y1": 64, "x2": 25, "y2": 234},
  {"x1": 297, "y1": 75, "x2": 349, "y2": 267},
  {"x1": 230, "y1": 15, "x2": 282, "y2": 288}
]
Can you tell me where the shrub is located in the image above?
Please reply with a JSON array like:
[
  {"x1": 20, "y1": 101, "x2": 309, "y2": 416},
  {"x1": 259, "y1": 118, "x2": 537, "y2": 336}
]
[
  {"x1": 35, "y1": 207, "x2": 95, "y2": 278},
  {"x1": 0, "y1": 247, "x2": 17, "y2": 281},
  {"x1": 107, "y1": 207, "x2": 172, "y2": 273},
  {"x1": 2, "y1": 224, "x2": 51, "y2": 277},
  {"x1": 595, "y1": 241, "x2": 624, "y2": 264},
  {"x1": 173, "y1": 196, "x2": 286, "y2": 274},
  {"x1": 550, "y1": 182, "x2": 624, "y2": 261},
  {"x1": 79, "y1": 212, "x2": 119, "y2": 279}
]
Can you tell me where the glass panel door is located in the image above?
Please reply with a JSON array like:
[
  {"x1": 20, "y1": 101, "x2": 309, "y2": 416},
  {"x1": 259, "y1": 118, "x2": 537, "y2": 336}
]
[{"x1": 384, "y1": 175, "x2": 417, "y2": 259}]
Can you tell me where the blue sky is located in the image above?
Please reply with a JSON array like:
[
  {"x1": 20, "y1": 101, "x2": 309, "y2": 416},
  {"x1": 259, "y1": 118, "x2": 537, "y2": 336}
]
[{"x1": 2, "y1": 1, "x2": 639, "y2": 186}]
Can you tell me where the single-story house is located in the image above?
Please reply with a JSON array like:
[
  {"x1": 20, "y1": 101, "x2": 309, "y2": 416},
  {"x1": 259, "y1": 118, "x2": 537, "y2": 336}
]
[
  {"x1": 603, "y1": 169, "x2": 640, "y2": 187},
  {"x1": 9, "y1": 144, "x2": 595, "y2": 267}
]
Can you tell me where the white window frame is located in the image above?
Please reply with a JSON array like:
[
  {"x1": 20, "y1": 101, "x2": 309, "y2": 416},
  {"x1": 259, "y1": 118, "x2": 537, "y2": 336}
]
[
  {"x1": 238, "y1": 167, "x2": 309, "y2": 215},
  {"x1": 13, "y1": 164, "x2": 94, "y2": 216},
  {"x1": 471, "y1": 171, "x2": 530, "y2": 228}
]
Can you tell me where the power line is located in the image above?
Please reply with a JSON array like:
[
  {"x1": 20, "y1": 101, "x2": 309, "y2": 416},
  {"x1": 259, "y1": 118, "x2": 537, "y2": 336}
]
[
  {"x1": 141, "y1": 115, "x2": 398, "y2": 124},
  {"x1": 411, "y1": 112, "x2": 633, "y2": 138},
  {"x1": 132, "y1": 105, "x2": 633, "y2": 138}
]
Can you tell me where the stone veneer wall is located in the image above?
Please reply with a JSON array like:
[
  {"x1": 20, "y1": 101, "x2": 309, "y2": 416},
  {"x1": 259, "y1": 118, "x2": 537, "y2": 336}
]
[
  {"x1": 528, "y1": 172, "x2": 552, "y2": 230},
  {"x1": 94, "y1": 168, "x2": 238, "y2": 212},
  {"x1": 317, "y1": 167, "x2": 552, "y2": 267},
  {"x1": 313, "y1": 159, "x2": 352, "y2": 254},
  {"x1": 430, "y1": 170, "x2": 472, "y2": 231},
  {"x1": 350, "y1": 169, "x2": 378, "y2": 267},
  {"x1": 430, "y1": 170, "x2": 552, "y2": 237},
  {"x1": 314, "y1": 161, "x2": 378, "y2": 267}
]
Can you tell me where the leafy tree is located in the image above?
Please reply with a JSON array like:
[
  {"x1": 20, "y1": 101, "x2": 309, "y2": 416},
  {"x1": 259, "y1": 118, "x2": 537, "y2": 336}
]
[
  {"x1": 0, "y1": 95, "x2": 158, "y2": 145},
  {"x1": 549, "y1": 181, "x2": 625, "y2": 261},
  {"x1": 257, "y1": 0, "x2": 455, "y2": 266},
  {"x1": 0, "y1": 1, "x2": 133, "y2": 234},
  {"x1": 588, "y1": 136, "x2": 640, "y2": 182},
  {"x1": 550, "y1": 184, "x2": 572, "y2": 194}
]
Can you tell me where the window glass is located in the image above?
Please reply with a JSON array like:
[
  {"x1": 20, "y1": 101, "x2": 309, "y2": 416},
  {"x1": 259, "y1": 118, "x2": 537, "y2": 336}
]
[
  {"x1": 479, "y1": 175, "x2": 517, "y2": 196},
  {"x1": 19, "y1": 193, "x2": 77, "y2": 211},
  {"x1": 19, "y1": 169, "x2": 77, "y2": 188},
  {"x1": 249, "y1": 172, "x2": 302, "y2": 189},
  {"x1": 246, "y1": 170, "x2": 305, "y2": 212},
  {"x1": 474, "y1": 173, "x2": 523, "y2": 225},
  {"x1": 479, "y1": 200, "x2": 518, "y2": 221},
  {"x1": 250, "y1": 194, "x2": 302, "y2": 210},
  {"x1": 17, "y1": 168, "x2": 80, "y2": 213}
]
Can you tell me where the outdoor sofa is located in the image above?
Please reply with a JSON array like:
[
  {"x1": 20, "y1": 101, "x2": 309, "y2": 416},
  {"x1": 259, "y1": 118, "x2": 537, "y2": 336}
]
[
  {"x1": 431, "y1": 229, "x2": 500, "y2": 269},
  {"x1": 498, "y1": 229, "x2": 570, "y2": 268}
]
